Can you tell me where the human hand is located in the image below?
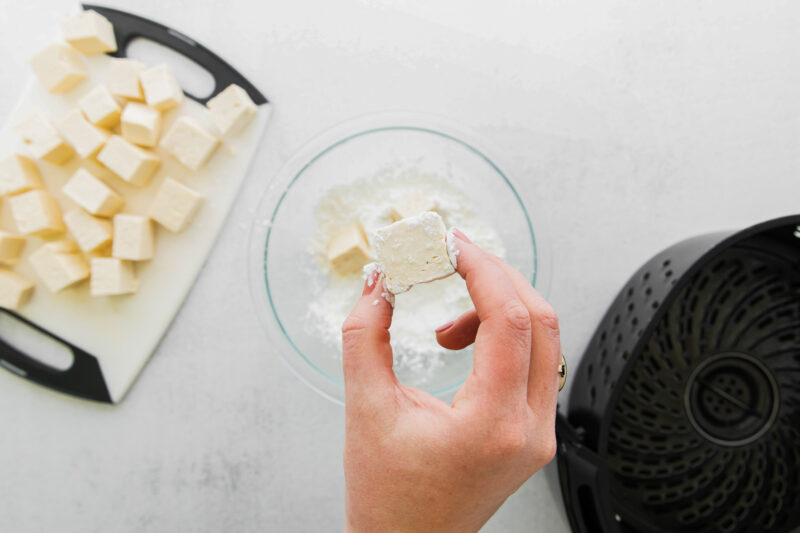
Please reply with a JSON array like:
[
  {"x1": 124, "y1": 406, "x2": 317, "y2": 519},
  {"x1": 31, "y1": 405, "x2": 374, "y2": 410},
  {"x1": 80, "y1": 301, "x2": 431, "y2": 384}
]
[{"x1": 342, "y1": 229, "x2": 561, "y2": 533}]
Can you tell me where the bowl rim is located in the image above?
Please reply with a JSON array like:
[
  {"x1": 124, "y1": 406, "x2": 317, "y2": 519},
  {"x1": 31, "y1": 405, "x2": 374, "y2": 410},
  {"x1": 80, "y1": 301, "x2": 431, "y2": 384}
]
[{"x1": 248, "y1": 111, "x2": 550, "y2": 405}]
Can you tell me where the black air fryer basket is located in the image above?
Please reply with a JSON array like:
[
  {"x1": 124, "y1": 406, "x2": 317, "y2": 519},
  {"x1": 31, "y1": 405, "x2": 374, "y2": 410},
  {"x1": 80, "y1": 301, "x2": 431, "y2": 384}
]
[{"x1": 556, "y1": 215, "x2": 800, "y2": 533}]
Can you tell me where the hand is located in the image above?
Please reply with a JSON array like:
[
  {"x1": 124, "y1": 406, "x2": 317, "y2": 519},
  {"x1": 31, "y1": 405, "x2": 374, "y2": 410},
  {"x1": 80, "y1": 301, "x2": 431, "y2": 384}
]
[{"x1": 342, "y1": 229, "x2": 561, "y2": 533}]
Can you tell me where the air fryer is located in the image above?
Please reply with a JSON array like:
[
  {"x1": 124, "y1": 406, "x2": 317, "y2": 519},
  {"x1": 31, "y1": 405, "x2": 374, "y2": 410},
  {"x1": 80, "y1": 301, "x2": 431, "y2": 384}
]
[{"x1": 556, "y1": 215, "x2": 800, "y2": 532}]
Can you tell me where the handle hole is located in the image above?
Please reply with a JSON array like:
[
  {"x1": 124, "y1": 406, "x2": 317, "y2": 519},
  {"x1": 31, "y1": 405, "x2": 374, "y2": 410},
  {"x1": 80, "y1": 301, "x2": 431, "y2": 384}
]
[
  {"x1": 126, "y1": 37, "x2": 216, "y2": 100},
  {"x1": 0, "y1": 314, "x2": 74, "y2": 371}
]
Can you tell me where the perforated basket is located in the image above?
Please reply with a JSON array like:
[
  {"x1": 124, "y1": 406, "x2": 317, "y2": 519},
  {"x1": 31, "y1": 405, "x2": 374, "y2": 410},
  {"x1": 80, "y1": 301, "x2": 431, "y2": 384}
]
[{"x1": 557, "y1": 216, "x2": 800, "y2": 533}]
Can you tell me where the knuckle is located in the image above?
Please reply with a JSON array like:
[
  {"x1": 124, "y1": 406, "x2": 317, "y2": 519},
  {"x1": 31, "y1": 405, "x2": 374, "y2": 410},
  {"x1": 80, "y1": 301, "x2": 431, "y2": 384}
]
[
  {"x1": 341, "y1": 314, "x2": 368, "y2": 336},
  {"x1": 533, "y1": 432, "x2": 558, "y2": 467},
  {"x1": 534, "y1": 305, "x2": 560, "y2": 336},
  {"x1": 501, "y1": 299, "x2": 532, "y2": 335}
]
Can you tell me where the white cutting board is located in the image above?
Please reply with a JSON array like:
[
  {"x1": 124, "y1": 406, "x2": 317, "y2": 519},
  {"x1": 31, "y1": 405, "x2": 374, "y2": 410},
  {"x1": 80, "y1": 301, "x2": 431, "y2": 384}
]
[{"x1": 0, "y1": 50, "x2": 270, "y2": 403}]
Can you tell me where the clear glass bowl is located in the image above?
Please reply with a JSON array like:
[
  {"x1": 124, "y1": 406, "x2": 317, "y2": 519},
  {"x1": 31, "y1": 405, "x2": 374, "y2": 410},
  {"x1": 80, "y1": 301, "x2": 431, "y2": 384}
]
[{"x1": 248, "y1": 112, "x2": 549, "y2": 404}]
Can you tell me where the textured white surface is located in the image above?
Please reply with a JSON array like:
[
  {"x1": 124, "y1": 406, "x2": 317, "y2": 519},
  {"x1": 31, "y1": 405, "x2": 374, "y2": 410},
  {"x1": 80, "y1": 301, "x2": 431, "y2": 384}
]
[{"x1": 1, "y1": 1, "x2": 799, "y2": 532}]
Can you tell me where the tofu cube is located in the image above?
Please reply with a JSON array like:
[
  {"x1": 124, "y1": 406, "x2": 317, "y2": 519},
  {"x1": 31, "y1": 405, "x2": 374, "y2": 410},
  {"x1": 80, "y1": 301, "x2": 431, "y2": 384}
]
[
  {"x1": 57, "y1": 109, "x2": 109, "y2": 159},
  {"x1": 0, "y1": 154, "x2": 43, "y2": 196},
  {"x1": 29, "y1": 240, "x2": 89, "y2": 292},
  {"x1": 206, "y1": 84, "x2": 258, "y2": 135},
  {"x1": 0, "y1": 232, "x2": 27, "y2": 266},
  {"x1": 30, "y1": 43, "x2": 87, "y2": 93},
  {"x1": 8, "y1": 190, "x2": 65, "y2": 237},
  {"x1": 0, "y1": 270, "x2": 34, "y2": 310},
  {"x1": 90, "y1": 257, "x2": 137, "y2": 296},
  {"x1": 390, "y1": 191, "x2": 438, "y2": 221},
  {"x1": 14, "y1": 112, "x2": 74, "y2": 164},
  {"x1": 112, "y1": 214, "x2": 154, "y2": 261},
  {"x1": 108, "y1": 58, "x2": 146, "y2": 100},
  {"x1": 159, "y1": 117, "x2": 219, "y2": 171},
  {"x1": 61, "y1": 10, "x2": 117, "y2": 55},
  {"x1": 96, "y1": 135, "x2": 160, "y2": 186},
  {"x1": 139, "y1": 64, "x2": 184, "y2": 111},
  {"x1": 64, "y1": 209, "x2": 112, "y2": 252},
  {"x1": 62, "y1": 168, "x2": 124, "y2": 217},
  {"x1": 327, "y1": 224, "x2": 371, "y2": 276},
  {"x1": 148, "y1": 178, "x2": 203, "y2": 232},
  {"x1": 120, "y1": 103, "x2": 161, "y2": 147},
  {"x1": 373, "y1": 211, "x2": 455, "y2": 294},
  {"x1": 78, "y1": 85, "x2": 122, "y2": 128}
]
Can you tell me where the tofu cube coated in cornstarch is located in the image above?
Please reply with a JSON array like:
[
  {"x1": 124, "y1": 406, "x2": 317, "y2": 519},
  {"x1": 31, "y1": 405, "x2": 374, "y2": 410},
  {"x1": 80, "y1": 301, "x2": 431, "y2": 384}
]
[
  {"x1": 120, "y1": 103, "x2": 161, "y2": 147},
  {"x1": 57, "y1": 109, "x2": 109, "y2": 159},
  {"x1": 108, "y1": 58, "x2": 146, "y2": 100},
  {"x1": 14, "y1": 112, "x2": 74, "y2": 164},
  {"x1": 0, "y1": 232, "x2": 26, "y2": 266},
  {"x1": 139, "y1": 64, "x2": 184, "y2": 111},
  {"x1": 372, "y1": 211, "x2": 455, "y2": 294},
  {"x1": 29, "y1": 44, "x2": 86, "y2": 93},
  {"x1": 0, "y1": 270, "x2": 34, "y2": 310},
  {"x1": 61, "y1": 10, "x2": 117, "y2": 55},
  {"x1": 148, "y1": 178, "x2": 203, "y2": 232},
  {"x1": 79, "y1": 85, "x2": 122, "y2": 128},
  {"x1": 206, "y1": 84, "x2": 258, "y2": 135},
  {"x1": 159, "y1": 117, "x2": 219, "y2": 171},
  {"x1": 8, "y1": 190, "x2": 65, "y2": 237},
  {"x1": 96, "y1": 135, "x2": 160, "y2": 186},
  {"x1": 62, "y1": 168, "x2": 124, "y2": 217},
  {"x1": 90, "y1": 258, "x2": 137, "y2": 296},
  {"x1": 0, "y1": 154, "x2": 43, "y2": 196},
  {"x1": 63, "y1": 209, "x2": 113, "y2": 253},
  {"x1": 112, "y1": 214, "x2": 154, "y2": 261},
  {"x1": 29, "y1": 240, "x2": 89, "y2": 292},
  {"x1": 327, "y1": 224, "x2": 371, "y2": 276}
]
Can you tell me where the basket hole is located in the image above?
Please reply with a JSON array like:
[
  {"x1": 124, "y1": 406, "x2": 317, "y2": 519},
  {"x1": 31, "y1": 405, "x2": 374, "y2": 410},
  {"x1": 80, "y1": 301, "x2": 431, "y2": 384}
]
[{"x1": 577, "y1": 486, "x2": 601, "y2": 530}]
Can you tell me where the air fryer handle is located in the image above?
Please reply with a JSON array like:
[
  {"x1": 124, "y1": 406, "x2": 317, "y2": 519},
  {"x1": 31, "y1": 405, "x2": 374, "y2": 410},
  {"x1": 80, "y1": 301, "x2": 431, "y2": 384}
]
[
  {"x1": 82, "y1": 3, "x2": 268, "y2": 105},
  {"x1": 0, "y1": 310, "x2": 111, "y2": 403},
  {"x1": 556, "y1": 414, "x2": 611, "y2": 532}
]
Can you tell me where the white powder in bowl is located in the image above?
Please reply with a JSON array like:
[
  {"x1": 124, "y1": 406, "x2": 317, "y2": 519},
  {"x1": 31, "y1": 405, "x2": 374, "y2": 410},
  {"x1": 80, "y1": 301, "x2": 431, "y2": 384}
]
[{"x1": 305, "y1": 166, "x2": 504, "y2": 383}]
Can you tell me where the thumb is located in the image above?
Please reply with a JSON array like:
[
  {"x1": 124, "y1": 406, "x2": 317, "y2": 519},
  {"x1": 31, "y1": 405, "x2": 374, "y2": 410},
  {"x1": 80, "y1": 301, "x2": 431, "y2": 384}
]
[{"x1": 341, "y1": 267, "x2": 397, "y2": 403}]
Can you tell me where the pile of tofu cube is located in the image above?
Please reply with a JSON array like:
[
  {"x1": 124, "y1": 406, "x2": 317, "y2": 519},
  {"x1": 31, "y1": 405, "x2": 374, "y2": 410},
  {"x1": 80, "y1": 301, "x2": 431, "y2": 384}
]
[{"x1": 0, "y1": 10, "x2": 258, "y2": 310}]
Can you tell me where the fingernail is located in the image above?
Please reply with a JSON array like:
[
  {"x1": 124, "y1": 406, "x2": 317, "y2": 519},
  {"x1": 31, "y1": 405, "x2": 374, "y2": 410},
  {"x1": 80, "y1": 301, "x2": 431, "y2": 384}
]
[
  {"x1": 451, "y1": 228, "x2": 472, "y2": 243},
  {"x1": 362, "y1": 264, "x2": 382, "y2": 295},
  {"x1": 435, "y1": 320, "x2": 455, "y2": 333}
]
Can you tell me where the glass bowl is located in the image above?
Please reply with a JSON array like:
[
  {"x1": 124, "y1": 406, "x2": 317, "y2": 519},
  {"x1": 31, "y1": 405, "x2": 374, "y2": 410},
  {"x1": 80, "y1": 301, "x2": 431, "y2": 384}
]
[{"x1": 248, "y1": 112, "x2": 548, "y2": 404}]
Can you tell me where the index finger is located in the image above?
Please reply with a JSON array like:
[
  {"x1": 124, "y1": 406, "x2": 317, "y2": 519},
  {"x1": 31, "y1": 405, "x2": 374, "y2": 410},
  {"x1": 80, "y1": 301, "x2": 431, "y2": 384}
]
[{"x1": 451, "y1": 234, "x2": 531, "y2": 401}]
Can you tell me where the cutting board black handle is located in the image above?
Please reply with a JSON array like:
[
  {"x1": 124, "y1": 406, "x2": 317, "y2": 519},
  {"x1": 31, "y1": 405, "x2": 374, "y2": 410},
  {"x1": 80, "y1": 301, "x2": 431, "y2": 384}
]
[
  {"x1": 83, "y1": 3, "x2": 268, "y2": 106},
  {"x1": 0, "y1": 310, "x2": 111, "y2": 403}
]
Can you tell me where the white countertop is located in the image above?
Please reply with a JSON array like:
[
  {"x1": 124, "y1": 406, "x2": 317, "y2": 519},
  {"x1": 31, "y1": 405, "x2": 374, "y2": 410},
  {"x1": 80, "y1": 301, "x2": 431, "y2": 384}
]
[{"x1": 1, "y1": 1, "x2": 798, "y2": 531}]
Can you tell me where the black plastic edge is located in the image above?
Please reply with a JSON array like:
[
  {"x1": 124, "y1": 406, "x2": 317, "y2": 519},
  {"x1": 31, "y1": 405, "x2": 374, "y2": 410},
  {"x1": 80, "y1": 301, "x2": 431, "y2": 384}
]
[
  {"x1": 0, "y1": 309, "x2": 111, "y2": 403},
  {"x1": 82, "y1": 4, "x2": 268, "y2": 106}
]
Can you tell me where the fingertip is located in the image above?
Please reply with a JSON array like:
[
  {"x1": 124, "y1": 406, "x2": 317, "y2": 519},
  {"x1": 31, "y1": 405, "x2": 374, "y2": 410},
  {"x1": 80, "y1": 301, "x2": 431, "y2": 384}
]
[
  {"x1": 434, "y1": 309, "x2": 480, "y2": 351},
  {"x1": 451, "y1": 227, "x2": 472, "y2": 243},
  {"x1": 362, "y1": 262, "x2": 381, "y2": 295}
]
